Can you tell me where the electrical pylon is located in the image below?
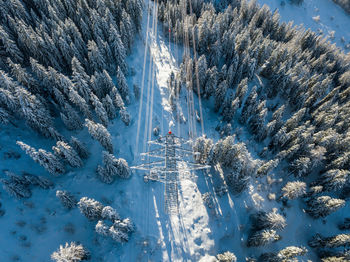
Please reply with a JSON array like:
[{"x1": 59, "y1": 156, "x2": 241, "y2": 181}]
[{"x1": 131, "y1": 131, "x2": 210, "y2": 214}]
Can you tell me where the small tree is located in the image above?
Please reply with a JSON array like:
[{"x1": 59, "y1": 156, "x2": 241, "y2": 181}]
[
  {"x1": 56, "y1": 190, "x2": 77, "y2": 209},
  {"x1": 85, "y1": 119, "x2": 113, "y2": 153},
  {"x1": 281, "y1": 181, "x2": 306, "y2": 200},
  {"x1": 216, "y1": 251, "x2": 237, "y2": 262},
  {"x1": 70, "y1": 137, "x2": 89, "y2": 159},
  {"x1": 78, "y1": 197, "x2": 104, "y2": 221},
  {"x1": 17, "y1": 141, "x2": 65, "y2": 175},
  {"x1": 193, "y1": 136, "x2": 213, "y2": 164},
  {"x1": 51, "y1": 242, "x2": 90, "y2": 262},
  {"x1": 251, "y1": 210, "x2": 286, "y2": 231},
  {"x1": 101, "y1": 206, "x2": 120, "y2": 221},
  {"x1": 306, "y1": 196, "x2": 345, "y2": 218},
  {"x1": 247, "y1": 229, "x2": 281, "y2": 247},
  {"x1": 53, "y1": 141, "x2": 83, "y2": 168}
]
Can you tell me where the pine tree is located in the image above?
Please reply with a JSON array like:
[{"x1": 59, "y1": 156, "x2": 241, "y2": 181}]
[
  {"x1": 240, "y1": 86, "x2": 258, "y2": 124},
  {"x1": 51, "y1": 242, "x2": 90, "y2": 262},
  {"x1": 216, "y1": 251, "x2": 237, "y2": 262},
  {"x1": 60, "y1": 103, "x2": 83, "y2": 131},
  {"x1": 90, "y1": 92, "x2": 109, "y2": 126},
  {"x1": 101, "y1": 206, "x2": 120, "y2": 221},
  {"x1": 193, "y1": 136, "x2": 213, "y2": 164},
  {"x1": 88, "y1": 40, "x2": 105, "y2": 72},
  {"x1": 256, "y1": 159, "x2": 279, "y2": 177},
  {"x1": 251, "y1": 210, "x2": 287, "y2": 231},
  {"x1": 56, "y1": 190, "x2": 77, "y2": 209},
  {"x1": 96, "y1": 220, "x2": 109, "y2": 236},
  {"x1": 214, "y1": 80, "x2": 228, "y2": 112},
  {"x1": 102, "y1": 95, "x2": 116, "y2": 119},
  {"x1": 78, "y1": 197, "x2": 104, "y2": 221},
  {"x1": 116, "y1": 66, "x2": 129, "y2": 103},
  {"x1": 70, "y1": 137, "x2": 89, "y2": 159},
  {"x1": 17, "y1": 141, "x2": 65, "y2": 175},
  {"x1": 0, "y1": 172, "x2": 32, "y2": 199},
  {"x1": 319, "y1": 169, "x2": 349, "y2": 192},
  {"x1": 306, "y1": 196, "x2": 345, "y2": 218},
  {"x1": 247, "y1": 229, "x2": 281, "y2": 247},
  {"x1": 85, "y1": 119, "x2": 113, "y2": 153},
  {"x1": 119, "y1": 108, "x2": 131, "y2": 126},
  {"x1": 281, "y1": 181, "x2": 306, "y2": 200},
  {"x1": 53, "y1": 141, "x2": 83, "y2": 168},
  {"x1": 109, "y1": 26, "x2": 127, "y2": 73},
  {"x1": 309, "y1": 233, "x2": 350, "y2": 248},
  {"x1": 71, "y1": 57, "x2": 91, "y2": 103}
]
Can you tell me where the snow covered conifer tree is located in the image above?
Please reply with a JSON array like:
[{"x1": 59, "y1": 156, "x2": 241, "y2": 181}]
[
  {"x1": 109, "y1": 224, "x2": 129, "y2": 243},
  {"x1": 0, "y1": 177, "x2": 32, "y2": 199},
  {"x1": 88, "y1": 40, "x2": 105, "y2": 72},
  {"x1": 256, "y1": 159, "x2": 279, "y2": 177},
  {"x1": 71, "y1": 57, "x2": 91, "y2": 102},
  {"x1": 338, "y1": 218, "x2": 350, "y2": 230},
  {"x1": 17, "y1": 141, "x2": 65, "y2": 175},
  {"x1": 281, "y1": 181, "x2": 306, "y2": 200},
  {"x1": 114, "y1": 218, "x2": 134, "y2": 233},
  {"x1": 193, "y1": 136, "x2": 213, "y2": 164},
  {"x1": 98, "y1": 151, "x2": 131, "y2": 183},
  {"x1": 306, "y1": 196, "x2": 345, "y2": 218},
  {"x1": 60, "y1": 103, "x2": 83, "y2": 130},
  {"x1": 90, "y1": 93, "x2": 109, "y2": 126},
  {"x1": 56, "y1": 190, "x2": 77, "y2": 209},
  {"x1": 260, "y1": 246, "x2": 307, "y2": 262},
  {"x1": 116, "y1": 66, "x2": 129, "y2": 103},
  {"x1": 119, "y1": 109, "x2": 131, "y2": 126},
  {"x1": 251, "y1": 210, "x2": 286, "y2": 230},
  {"x1": 96, "y1": 220, "x2": 109, "y2": 236},
  {"x1": 101, "y1": 206, "x2": 120, "y2": 221},
  {"x1": 222, "y1": 96, "x2": 239, "y2": 122},
  {"x1": 78, "y1": 197, "x2": 104, "y2": 221},
  {"x1": 214, "y1": 80, "x2": 228, "y2": 112},
  {"x1": 102, "y1": 95, "x2": 116, "y2": 120},
  {"x1": 216, "y1": 251, "x2": 237, "y2": 262},
  {"x1": 309, "y1": 233, "x2": 350, "y2": 248},
  {"x1": 319, "y1": 169, "x2": 349, "y2": 192},
  {"x1": 247, "y1": 229, "x2": 281, "y2": 247},
  {"x1": 51, "y1": 242, "x2": 90, "y2": 262},
  {"x1": 240, "y1": 86, "x2": 258, "y2": 124},
  {"x1": 53, "y1": 141, "x2": 83, "y2": 168},
  {"x1": 109, "y1": 26, "x2": 127, "y2": 74},
  {"x1": 70, "y1": 137, "x2": 89, "y2": 159},
  {"x1": 85, "y1": 119, "x2": 113, "y2": 153}
]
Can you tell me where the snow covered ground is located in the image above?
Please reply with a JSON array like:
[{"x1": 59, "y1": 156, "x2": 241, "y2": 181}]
[
  {"x1": 257, "y1": 0, "x2": 350, "y2": 50},
  {"x1": 1, "y1": 0, "x2": 350, "y2": 261}
]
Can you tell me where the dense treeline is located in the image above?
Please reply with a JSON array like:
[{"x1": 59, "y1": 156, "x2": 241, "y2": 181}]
[
  {"x1": 165, "y1": 0, "x2": 350, "y2": 260},
  {"x1": 0, "y1": 0, "x2": 142, "y2": 139}
]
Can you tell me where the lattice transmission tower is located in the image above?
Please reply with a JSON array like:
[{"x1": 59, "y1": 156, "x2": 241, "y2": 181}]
[{"x1": 131, "y1": 131, "x2": 209, "y2": 214}]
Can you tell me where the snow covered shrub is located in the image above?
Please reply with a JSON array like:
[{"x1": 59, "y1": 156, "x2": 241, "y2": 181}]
[
  {"x1": 216, "y1": 251, "x2": 237, "y2": 262},
  {"x1": 17, "y1": 141, "x2": 65, "y2": 175},
  {"x1": 70, "y1": 137, "x2": 89, "y2": 159},
  {"x1": 281, "y1": 181, "x2": 307, "y2": 199},
  {"x1": 193, "y1": 136, "x2": 213, "y2": 164},
  {"x1": 51, "y1": 242, "x2": 90, "y2": 262},
  {"x1": 53, "y1": 141, "x2": 83, "y2": 168},
  {"x1": 251, "y1": 210, "x2": 287, "y2": 231},
  {"x1": 101, "y1": 206, "x2": 120, "y2": 221},
  {"x1": 247, "y1": 229, "x2": 281, "y2": 247},
  {"x1": 78, "y1": 197, "x2": 104, "y2": 221},
  {"x1": 306, "y1": 196, "x2": 345, "y2": 218},
  {"x1": 56, "y1": 190, "x2": 77, "y2": 209},
  {"x1": 85, "y1": 119, "x2": 113, "y2": 153}
]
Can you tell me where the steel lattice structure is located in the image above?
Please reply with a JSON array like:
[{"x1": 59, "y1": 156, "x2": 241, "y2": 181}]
[{"x1": 131, "y1": 131, "x2": 210, "y2": 214}]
